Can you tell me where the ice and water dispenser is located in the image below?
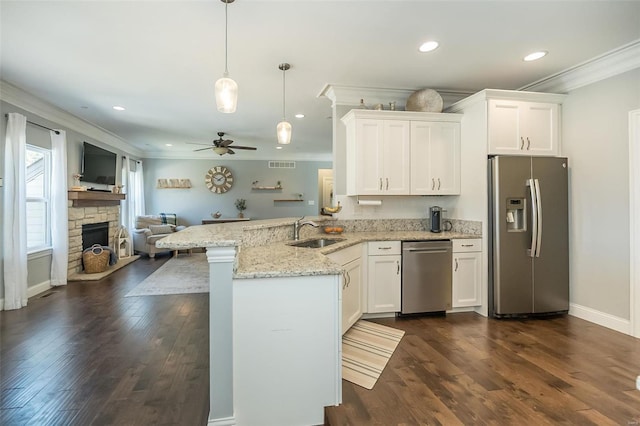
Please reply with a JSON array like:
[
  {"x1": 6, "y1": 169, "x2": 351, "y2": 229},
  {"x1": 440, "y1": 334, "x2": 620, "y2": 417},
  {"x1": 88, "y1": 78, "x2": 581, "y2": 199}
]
[{"x1": 506, "y1": 198, "x2": 526, "y2": 232}]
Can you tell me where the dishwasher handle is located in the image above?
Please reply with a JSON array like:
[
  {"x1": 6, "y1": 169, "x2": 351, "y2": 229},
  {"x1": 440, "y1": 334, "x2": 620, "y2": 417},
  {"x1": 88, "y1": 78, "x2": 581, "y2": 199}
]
[{"x1": 403, "y1": 248, "x2": 450, "y2": 254}]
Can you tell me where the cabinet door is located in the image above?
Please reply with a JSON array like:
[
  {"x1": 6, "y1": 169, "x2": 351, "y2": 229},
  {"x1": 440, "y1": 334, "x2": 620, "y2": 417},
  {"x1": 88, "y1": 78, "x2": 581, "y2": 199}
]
[
  {"x1": 382, "y1": 120, "x2": 411, "y2": 194},
  {"x1": 410, "y1": 121, "x2": 460, "y2": 195},
  {"x1": 522, "y1": 102, "x2": 558, "y2": 156},
  {"x1": 355, "y1": 119, "x2": 385, "y2": 194},
  {"x1": 488, "y1": 99, "x2": 523, "y2": 155},
  {"x1": 488, "y1": 99, "x2": 559, "y2": 156},
  {"x1": 342, "y1": 257, "x2": 362, "y2": 334},
  {"x1": 367, "y1": 254, "x2": 401, "y2": 313},
  {"x1": 452, "y1": 251, "x2": 482, "y2": 308}
]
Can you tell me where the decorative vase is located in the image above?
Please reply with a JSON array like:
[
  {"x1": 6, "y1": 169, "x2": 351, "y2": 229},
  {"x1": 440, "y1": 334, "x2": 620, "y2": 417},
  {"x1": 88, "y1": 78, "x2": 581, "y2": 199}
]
[{"x1": 238, "y1": 212, "x2": 244, "y2": 218}]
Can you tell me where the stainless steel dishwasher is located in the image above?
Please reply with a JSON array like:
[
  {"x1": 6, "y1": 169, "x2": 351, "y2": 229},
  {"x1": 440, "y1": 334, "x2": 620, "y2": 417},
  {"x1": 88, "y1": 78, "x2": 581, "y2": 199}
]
[{"x1": 401, "y1": 240, "x2": 452, "y2": 314}]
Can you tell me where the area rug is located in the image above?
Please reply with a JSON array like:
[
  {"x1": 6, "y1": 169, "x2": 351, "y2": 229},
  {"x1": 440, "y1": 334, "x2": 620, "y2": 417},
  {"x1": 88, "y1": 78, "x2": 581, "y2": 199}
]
[
  {"x1": 342, "y1": 320, "x2": 405, "y2": 389},
  {"x1": 125, "y1": 253, "x2": 208, "y2": 297}
]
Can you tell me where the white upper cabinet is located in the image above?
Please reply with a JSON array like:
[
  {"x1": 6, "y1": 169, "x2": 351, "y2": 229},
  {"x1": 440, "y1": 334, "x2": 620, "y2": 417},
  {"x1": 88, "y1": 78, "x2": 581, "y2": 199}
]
[
  {"x1": 349, "y1": 117, "x2": 410, "y2": 195},
  {"x1": 342, "y1": 110, "x2": 462, "y2": 196},
  {"x1": 410, "y1": 121, "x2": 461, "y2": 195},
  {"x1": 487, "y1": 99, "x2": 560, "y2": 156}
]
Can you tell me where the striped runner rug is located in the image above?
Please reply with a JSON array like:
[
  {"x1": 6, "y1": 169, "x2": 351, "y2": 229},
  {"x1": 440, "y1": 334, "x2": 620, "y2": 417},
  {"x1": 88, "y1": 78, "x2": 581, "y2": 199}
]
[{"x1": 342, "y1": 320, "x2": 405, "y2": 389}]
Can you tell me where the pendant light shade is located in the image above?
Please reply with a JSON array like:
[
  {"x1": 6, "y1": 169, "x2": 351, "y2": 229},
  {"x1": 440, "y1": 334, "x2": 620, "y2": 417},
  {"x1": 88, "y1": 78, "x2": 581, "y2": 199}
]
[
  {"x1": 215, "y1": 0, "x2": 237, "y2": 113},
  {"x1": 277, "y1": 120, "x2": 292, "y2": 145},
  {"x1": 215, "y1": 75, "x2": 238, "y2": 113},
  {"x1": 277, "y1": 63, "x2": 292, "y2": 145}
]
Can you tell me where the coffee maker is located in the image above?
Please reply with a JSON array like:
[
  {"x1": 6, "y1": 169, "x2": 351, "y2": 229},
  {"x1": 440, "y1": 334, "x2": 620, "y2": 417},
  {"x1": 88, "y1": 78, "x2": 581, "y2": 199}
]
[{"x1": 430, "y1": 206, "x2": 443, "y2": 233}]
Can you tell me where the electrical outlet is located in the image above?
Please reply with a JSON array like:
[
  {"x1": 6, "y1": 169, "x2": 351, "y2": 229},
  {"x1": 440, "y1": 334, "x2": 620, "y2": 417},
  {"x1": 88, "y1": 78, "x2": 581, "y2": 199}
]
[{"x1": 308, "y1": 200, "x2": 315, "y2": 206}]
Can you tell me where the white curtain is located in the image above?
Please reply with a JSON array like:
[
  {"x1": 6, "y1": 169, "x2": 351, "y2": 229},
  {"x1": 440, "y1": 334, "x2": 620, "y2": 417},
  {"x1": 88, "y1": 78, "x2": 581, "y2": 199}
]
[
  {"x1": 121, "y1": 155, "x2": 130, "y2": 229},
  {"x1": 3, "y1": 113, "x2": 28, "y2": 310},
  {"x1": 50, "y1": 129, "x2": 68, "y2": 286},
  {"x1": 125, "y1": 159, "x2": 145, "y2": 230}
]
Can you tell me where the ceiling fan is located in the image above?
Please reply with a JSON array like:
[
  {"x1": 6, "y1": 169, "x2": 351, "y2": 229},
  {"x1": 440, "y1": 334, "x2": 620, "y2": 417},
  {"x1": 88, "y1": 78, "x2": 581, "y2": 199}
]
[{"x1": 191, "y1": 132, "x2": 257, "y2": 155}]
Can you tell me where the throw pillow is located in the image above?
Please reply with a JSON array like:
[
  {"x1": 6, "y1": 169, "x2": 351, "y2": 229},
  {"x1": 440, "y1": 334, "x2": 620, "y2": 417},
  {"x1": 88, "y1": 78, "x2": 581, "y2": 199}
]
[{"x1": 148, "y1": 224, "x2": 175, "y2": 235}]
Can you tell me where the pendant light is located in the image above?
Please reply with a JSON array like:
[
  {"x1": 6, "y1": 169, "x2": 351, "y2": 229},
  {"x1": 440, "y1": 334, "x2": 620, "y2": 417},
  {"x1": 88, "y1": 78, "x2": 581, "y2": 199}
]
[
  {"x1": 215, "y1": 0, "x2": 238, "y2": 113},
  {"x1": 277, "y1": 63, "x2": 292, "y2": 145}
]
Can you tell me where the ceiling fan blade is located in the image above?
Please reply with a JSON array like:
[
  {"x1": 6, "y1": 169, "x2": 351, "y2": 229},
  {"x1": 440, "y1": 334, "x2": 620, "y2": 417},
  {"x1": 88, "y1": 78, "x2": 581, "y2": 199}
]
[
  {"x1": 227, "y1": 148, "x2": 236, "y2": 155},
  {"x1": 193, "y1": 147, "x2": 213, "y2": 152},
  {"x1": 221, "y1": 139, "x2": 234, "y2": 147},
  {"x1": 231, "y1": 146, "x2": 257, "y2": 150}
]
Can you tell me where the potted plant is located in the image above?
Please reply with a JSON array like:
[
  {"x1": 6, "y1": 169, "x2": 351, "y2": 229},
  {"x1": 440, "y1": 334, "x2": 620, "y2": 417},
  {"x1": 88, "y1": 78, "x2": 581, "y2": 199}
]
[{"x1": 235, "y1": 198, "x2": 247, "y2": 218}]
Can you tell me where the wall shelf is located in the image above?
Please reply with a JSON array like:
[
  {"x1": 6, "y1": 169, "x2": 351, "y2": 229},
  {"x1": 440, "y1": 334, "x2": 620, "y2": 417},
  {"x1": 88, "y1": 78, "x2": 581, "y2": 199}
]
[
  {"x1": 252, "y1": 186, "x2": 283, "y2": 190},
  {"x1": 157, "y1": 178, "x2": 192, "y2": 189},
  {"x1": 274, "y1": 199, "x2": 304, "y2": 202}
]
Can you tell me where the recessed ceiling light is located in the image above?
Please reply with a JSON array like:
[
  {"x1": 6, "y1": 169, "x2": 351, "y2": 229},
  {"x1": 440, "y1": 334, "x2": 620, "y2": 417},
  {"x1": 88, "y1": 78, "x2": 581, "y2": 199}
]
[
  {"x1": 112, "y1": 106, "x2": 126, "y2": 111},
  {"x1": 295, "y1": 113, "x2": 305, "y2": 119},
  {"x1": 276, "y1": 146, "x2": 283, "y2": 150},
  {"x1": 523, "y1": 51, "x2": 548, "y2": 62},
  {"x1": 418, "y1": 41, "x2": 439, "y2": 53},
  {"x1": 165, "y1": 144, "x2": 173, "y2": 147}
]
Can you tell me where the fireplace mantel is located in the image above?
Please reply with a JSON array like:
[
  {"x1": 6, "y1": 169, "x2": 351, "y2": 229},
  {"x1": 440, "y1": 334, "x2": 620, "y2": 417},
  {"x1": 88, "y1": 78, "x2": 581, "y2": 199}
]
[{"x1": 68, "y1": 191, "x2": 125, "y2": 207}]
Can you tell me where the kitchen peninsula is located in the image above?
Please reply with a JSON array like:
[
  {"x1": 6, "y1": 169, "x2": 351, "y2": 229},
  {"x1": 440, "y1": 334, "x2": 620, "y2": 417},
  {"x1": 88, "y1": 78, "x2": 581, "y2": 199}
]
[{"x1": 157, "y1": 217, "x2": 481, "y2": 426}]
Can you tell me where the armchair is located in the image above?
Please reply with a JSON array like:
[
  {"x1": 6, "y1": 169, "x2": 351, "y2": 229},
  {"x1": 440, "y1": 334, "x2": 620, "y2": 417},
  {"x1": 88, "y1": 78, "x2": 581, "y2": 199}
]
[{"x1": 132, "y1": 214, "x2": 186, "y2": 258}]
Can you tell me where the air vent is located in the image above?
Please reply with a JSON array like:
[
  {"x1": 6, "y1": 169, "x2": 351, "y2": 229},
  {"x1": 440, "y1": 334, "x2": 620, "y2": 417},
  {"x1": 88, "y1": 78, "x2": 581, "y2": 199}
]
[{"x1": 268, "y1": 161, "x2": 296, "y2": 169}]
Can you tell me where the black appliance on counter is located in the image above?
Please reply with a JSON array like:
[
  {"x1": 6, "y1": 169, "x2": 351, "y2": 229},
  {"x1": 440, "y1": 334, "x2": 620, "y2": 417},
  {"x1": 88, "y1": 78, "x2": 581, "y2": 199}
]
[{"x1": 430, "y1": 206, "x2": 443, "y2": 233}]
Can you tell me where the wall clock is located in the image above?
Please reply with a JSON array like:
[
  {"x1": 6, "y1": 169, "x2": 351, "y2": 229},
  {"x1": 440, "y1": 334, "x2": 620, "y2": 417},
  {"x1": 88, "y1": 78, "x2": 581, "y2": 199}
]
[{"x1": 205, "y1": 166, "x2": 234, "y2": 194}]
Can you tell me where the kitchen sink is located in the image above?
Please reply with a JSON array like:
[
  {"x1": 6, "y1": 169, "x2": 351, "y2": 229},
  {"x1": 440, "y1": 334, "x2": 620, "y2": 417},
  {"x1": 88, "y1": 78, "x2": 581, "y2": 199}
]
[{"x1": 289, "y1": 238, "x2": 345, "y2": 248}]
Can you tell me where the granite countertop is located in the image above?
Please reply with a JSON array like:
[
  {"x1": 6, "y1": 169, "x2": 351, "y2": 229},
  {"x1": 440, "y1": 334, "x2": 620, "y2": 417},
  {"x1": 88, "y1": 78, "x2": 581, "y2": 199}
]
[
  {"x1": 157, "y1": 217, "x2": 481, "y2": 279},
  {"x1": 235, "y1": 230, "x2": 477, "y2": 279}
]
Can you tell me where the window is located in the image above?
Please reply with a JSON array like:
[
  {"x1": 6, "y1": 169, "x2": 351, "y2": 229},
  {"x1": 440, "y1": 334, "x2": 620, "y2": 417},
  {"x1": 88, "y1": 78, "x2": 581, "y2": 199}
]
[{"x1": 26, "y1": 145, "x2": 51, "y2": 252}]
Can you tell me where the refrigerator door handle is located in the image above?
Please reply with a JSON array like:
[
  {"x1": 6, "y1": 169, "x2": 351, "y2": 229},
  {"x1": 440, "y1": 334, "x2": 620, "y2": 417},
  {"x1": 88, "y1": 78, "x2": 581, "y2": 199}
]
[
  {"x1": 527, "y1": 178, "x2": 538, "y2": 257},
  {"x1": 534, "y1": 178, "x2": 543, "y2": 257}
]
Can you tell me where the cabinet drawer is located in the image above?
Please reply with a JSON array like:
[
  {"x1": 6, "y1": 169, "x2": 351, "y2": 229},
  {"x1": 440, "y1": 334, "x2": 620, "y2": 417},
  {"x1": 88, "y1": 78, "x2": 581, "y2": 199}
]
[
  {"x1": 453, "y1": 239, "x2": 482, "y2": 252},
  {"x1": 327, "y1": 243, "x2": 361, "y2": 265},
  {"x1": 368, "y1": 241, "x2": 401, "y2": 255}
]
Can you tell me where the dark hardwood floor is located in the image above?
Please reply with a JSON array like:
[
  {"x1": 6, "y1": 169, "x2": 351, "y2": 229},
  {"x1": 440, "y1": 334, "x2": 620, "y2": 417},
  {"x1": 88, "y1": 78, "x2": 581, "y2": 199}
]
[
  {"x1": 1, "y1": 255, "x2": 210, "y2": 426},
  {"x1": 326, "y1": 313, "x2": 640, "y2": 426},
  {"x1": 3, "y1": 257, "x2": 640, "y2": 426}
]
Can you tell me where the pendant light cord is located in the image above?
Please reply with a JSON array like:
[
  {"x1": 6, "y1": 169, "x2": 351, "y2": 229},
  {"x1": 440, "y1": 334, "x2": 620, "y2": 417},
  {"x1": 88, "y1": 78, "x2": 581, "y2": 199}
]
[
  {"x1": 282, "y1": 68, "x2": 286, "y2": 120},
  {"x1": 224, "y1": 1, "x2": 229, "y2": 75}
]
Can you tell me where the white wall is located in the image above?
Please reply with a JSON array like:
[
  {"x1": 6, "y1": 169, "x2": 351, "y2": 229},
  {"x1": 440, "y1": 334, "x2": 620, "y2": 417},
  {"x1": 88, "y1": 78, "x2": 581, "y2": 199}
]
[
  {"x1": 562, "y1": 68, "x2": 640, "y2": 321},
  {"x1": 143, "y1": 158, "x2": 332, "y2": 226}
]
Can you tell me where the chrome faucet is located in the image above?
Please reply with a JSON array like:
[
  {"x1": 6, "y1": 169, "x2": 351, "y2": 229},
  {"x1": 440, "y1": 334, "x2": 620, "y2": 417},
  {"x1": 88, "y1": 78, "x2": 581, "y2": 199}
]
[{"x1": 293, "y1": 216, "x2": 319, "y2": 240}]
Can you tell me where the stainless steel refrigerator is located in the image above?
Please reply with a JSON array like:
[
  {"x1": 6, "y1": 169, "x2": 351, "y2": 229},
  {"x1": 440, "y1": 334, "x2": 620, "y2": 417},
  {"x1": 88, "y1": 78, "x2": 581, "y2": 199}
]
[{"x1": 488, "y1": 156, "x2": 569, "y2": 317}]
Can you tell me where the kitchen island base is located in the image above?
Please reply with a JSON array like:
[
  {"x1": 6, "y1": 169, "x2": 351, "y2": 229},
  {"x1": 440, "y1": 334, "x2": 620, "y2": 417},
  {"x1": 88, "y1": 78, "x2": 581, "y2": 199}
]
[{"x1": 233, "y1": 275, "x2": 342, "y2": 425}]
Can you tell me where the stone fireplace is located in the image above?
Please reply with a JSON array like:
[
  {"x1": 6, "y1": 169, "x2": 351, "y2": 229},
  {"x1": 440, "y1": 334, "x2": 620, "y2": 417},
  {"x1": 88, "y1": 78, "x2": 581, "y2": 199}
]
[{"x1": 67, "y1": 195, "x2": 122, "y2": 276}]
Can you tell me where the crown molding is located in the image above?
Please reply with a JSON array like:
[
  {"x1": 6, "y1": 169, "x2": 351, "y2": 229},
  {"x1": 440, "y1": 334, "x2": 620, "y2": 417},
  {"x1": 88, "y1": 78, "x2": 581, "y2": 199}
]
[
  {"x1": 317, "y1": 83, "x2": 472, "y2": 109},
  {"x1": 0, "y1": 80, "x2": 143, "y2": 157},
  {"x1": 519, "y1": 39, "x2": 640, "y2": 93},
  {"x1": 446, "y1": 89, "x2": 567, "y2": 113}
]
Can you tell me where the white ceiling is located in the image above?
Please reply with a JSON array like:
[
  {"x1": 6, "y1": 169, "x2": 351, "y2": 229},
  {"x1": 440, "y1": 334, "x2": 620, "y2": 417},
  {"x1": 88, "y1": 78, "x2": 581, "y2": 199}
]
[{"x1": 1, "y1": 1, "x2": 639, "y2": 160}]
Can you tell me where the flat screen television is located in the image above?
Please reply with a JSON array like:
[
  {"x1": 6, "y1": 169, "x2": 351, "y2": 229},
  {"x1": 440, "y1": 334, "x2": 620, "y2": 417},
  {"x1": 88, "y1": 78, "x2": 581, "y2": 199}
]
[{"x1": 80, "y1": 142, "x2": 117, "y2": 185}]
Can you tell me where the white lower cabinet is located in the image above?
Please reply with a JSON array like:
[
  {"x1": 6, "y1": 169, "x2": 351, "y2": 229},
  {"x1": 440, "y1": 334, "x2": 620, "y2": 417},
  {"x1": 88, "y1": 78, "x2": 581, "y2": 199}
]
[
  {"x1": 452, "y1": 239, "x2": 482, "y2": 308},
  {"x1": 327, "y1": 244, "x2": 363, "y2": 334},
  {"x1": 367, "y1": 241, "x2": 402, "y2": 313}
]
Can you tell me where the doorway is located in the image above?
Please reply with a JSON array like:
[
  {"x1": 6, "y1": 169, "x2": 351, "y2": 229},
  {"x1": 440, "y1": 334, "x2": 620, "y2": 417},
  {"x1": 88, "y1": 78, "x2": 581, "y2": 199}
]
[{"x1": 318, "y1": 169, "x2": 333, "y2": 215}]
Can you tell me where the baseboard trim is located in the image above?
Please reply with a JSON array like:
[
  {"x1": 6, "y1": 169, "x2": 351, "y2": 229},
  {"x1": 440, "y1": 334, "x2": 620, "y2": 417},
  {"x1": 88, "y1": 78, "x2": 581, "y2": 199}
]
[
  {"x1": 207, "y1": 415, "x2": 236, "y2": 426},
  {"x1": 28, "y1": 280, "x2": 53, "y2": 299},
  {"x1": 569, "y1": 303, "x2": 631, "y2": 335}
]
